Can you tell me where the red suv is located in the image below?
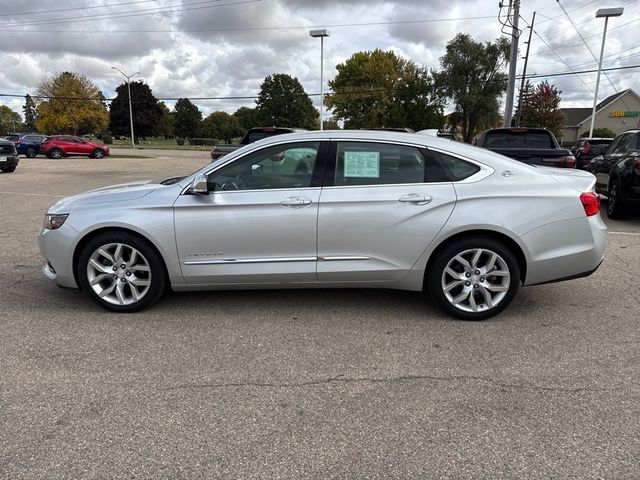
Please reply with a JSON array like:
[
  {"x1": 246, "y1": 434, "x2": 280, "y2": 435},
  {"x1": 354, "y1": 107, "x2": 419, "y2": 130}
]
[{"x1": 41, "y1": 135, "x2": 110, "y2": 159}]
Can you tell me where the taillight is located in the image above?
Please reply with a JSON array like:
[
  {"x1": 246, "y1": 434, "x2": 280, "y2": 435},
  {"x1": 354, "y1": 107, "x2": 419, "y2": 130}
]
[
  {"x1": 580, "y1": 192, "x2": 600, "y2": 216},
  {"x1": 633, "y1": 160, "x2": 640, "y2": 175},
  {"x1": 542, "y1": 156, "x2": 576, "y2": 168}
]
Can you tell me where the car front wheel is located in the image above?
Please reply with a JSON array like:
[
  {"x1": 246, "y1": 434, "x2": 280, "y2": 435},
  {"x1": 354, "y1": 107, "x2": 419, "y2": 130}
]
[
  {"x1": 1, "y1": 166, "x2": 16, "y2": 173},
  {"x1": 427, "y1": 237, "x2": 520, "y2": 320},
  {"x1": 77, "y1": 232, "x2": 166, "y2": 312},
  {"x1": 91, "y1": 148, "x2": 105, "y2": 159},
  {"x1": 26, "y1": 147, "x2": 37, "y2": 158}
]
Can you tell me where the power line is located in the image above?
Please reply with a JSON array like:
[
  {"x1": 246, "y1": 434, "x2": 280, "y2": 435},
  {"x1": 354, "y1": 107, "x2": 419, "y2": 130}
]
[{"x1": 0, "y1": 0, "x2": 166, "y2": 17}]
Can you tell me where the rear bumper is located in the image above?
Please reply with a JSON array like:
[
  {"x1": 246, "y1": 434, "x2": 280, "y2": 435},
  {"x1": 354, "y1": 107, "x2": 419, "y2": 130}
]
[
  {"x1": 522, "y1": 214, "x2": 607, "y2": 286},
  {"x1": 0, "y1": 155, "x2": 19, "y2": 167}
]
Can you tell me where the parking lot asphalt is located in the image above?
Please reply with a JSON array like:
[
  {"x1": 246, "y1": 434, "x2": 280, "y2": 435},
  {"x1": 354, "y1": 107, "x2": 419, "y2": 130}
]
[{"x1": 1, "y1": 154, "x2": 639, "y2": 479}]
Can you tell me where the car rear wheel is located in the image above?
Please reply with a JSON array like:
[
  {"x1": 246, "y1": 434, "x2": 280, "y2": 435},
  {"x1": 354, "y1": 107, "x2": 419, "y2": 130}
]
[
  {"x1": 1, "y1": 166, "x2": 16, "y2": 173},
  {"x1": 91, "y1": 148, "x2": 105, "y2": 159},
  {"x1": 427, "y1": 237, "x2": 520, "y2": 320},
  {"x1": 77, "y1": 232, "x2": 166, "y2": 312},
  {"x1": 607, "y1": 178, "x2": 626, "y2": 219},
  {"x1": 48, "y1": 148, "x2": 64, "y2": 159},
  {"x1": 26, "y1": 147, "x2": 37, "y2": 158}
]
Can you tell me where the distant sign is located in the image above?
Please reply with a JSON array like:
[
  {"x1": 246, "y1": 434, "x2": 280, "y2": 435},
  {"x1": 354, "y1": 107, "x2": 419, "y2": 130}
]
[
  {"x1": 344, "y1": 151, "x2": 380, "y2": 178},
  {"x1": 609, "y1": 111, "x2": 640, "y2": 117}
]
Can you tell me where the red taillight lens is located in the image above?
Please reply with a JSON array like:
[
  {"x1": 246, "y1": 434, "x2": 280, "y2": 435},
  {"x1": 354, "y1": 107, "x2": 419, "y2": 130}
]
[
  {"x1": 580, "y1": 192, "x2": 600, "y2": 216},
  {"x1": 542, "y1": 156, "x2": 576, "y2": 168},
  {"x1": 633, "y1": 160, "x2": 640, "y2": 175}
]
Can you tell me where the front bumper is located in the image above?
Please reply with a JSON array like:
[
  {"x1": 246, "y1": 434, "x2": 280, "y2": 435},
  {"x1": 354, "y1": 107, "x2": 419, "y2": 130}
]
[
  {"x1": 0, "y1": 155, "x2": 19, "y2": 168},
  {"x1": 37, "y1": 224, "x2": 80, "y2": 290}
]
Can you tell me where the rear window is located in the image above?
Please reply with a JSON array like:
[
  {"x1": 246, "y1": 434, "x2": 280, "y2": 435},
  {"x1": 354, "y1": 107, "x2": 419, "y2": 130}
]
[
  {"x1": 245, "y1": 129, "x2": 293, "y2": 144},
  {"x1": 589, "y1": 139, "x2": 613, "y2": 146},
  {"x1": 483, "y1": 131, "x2": 554, "y2": 149}
]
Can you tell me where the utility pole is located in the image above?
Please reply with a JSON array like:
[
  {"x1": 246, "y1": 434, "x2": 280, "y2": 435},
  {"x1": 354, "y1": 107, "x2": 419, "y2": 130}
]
[
  {"x1": 503, "y1": 0, "x2": 520, "y2": 127},
  {"x1": 515, "y1": 11, "x2": 535, "y2": 127}
]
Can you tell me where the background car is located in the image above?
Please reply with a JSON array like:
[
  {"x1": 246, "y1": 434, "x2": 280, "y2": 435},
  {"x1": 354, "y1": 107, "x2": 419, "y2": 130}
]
[
  {"x1": 0, "y1": 139, "x2": 19, "y2": 173},
  {"x1": 15, "y1": 134, "x2": 47, "y2": 158},
  {"x1": 571, "y1": 137, "x2": 613, "y2": 170},
  {"x1": 2, "y1": 133, "x2": 21, "y2": 143},
  {"x1": 39, "y1": 131, "x2": 606, "y2": 321},
  {"x1": 40, "y1": 135, "x2": 110, "y2": 159},
  {"x1": 591, "y1": 129, "x2": 640, "y2": 219}
]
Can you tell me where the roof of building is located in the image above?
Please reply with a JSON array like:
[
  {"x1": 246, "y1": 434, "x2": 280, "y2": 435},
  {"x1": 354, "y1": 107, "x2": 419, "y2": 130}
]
[{"x1": 561, "y1": 89, "x2": 638, "y2": 127}]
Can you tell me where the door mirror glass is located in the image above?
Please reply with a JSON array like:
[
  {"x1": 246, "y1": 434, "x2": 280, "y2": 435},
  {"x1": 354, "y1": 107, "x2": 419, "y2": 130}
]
[{"x1": 189, "y1": 174, "x2": 209, "y2": 195}]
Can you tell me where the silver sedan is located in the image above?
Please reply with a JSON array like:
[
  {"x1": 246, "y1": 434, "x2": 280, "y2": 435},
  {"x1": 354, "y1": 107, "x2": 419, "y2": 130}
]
[{"x1": 38, "y1": 131, "x2": 606, "y2": 320}]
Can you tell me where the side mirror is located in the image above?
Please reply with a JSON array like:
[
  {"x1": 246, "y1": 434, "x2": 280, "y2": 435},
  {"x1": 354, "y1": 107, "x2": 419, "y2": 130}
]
[{"x1": 189, "y1": 174, "x2": 209, "y2": 195}]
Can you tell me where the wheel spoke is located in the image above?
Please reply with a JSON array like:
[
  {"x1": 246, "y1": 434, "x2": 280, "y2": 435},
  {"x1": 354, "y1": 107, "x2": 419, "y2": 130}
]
[
  {"x1": 488, "y1": 270, "x2": 509, "y2": 277},
  {"x1": 444, "y1": 266, "x2": 463, "y2": 280},
  {"x1": 471, "y1": 249, "x2": 483, "y2": 268},
  {"x1": 115, "y1": 282, "x2": 127, "y2": 304},
  {"x1": 90, "y1": 273, "x2": 111, "y2": 286},
  {"x1": 129, "y1": 282, "x2": 140, "y2": 301},
  {"x1": 99, "y1": 283, "x2": 116, "y2": 298},
  {"x1": 469, "y1": 292, "x2": 478, "y2": 312},
  {"x1": 485, "y1": 253, "x2": 498, "y2": 272},
  {"x1": 453, "y1": 254, "x2": 471, "y2": 270},
  {"x1": 485, "y1": 283, "x2": 508, "y2": 292},
  {"x1": 89, "y1": 259, "x2": 111, "y2": 274},
  {"x1": 129, "y1": 249, "x2": 138, "y2": 266},
  {"x1": 129, "y1": 277, "x2": 150, "y2": 287},
  {"x1": 479, "y1": 286, "x2": 493, "y2": 308},
  {"x1": 451, "y1": 289, "x2": 470, "y2": 306},
  {"x1": 130, "y1": 264, "x2": 150, "y2": 273},
  {"x1": 443, "y1": 279, "x2": 464, "y2": 293},
  {"x1": 113, "y1": 244, "x2": 124, "y2": 264},
  {"x1": 97, "y1": 248, "x2": 116, "y2": 264}
]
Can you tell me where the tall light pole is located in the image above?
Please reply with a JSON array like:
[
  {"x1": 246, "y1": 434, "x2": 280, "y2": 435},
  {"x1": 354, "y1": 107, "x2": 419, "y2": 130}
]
[
  {"x1": 588, "y1": 7, "x2": 623, "y2": 138},
  {"x1": 310, "y1": 29, "x2": 329, "y2": 130},
  {"x1": 112, "y1": 66, "x2": 140, "y2": 149},
  {"x1": 504, "y1": 0, "x2": 520, "y2": 127}
]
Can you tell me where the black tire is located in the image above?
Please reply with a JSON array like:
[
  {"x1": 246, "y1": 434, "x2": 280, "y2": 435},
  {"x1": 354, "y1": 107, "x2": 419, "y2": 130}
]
[
  {"x1": 48, "y1": 148, "x2": 64, "y2": 159},
  {"x1": 606, "y1": 178, "x2": 626, "y2": 219},
  {"x1": 1, "y1": 166, "x2": 16, "y2": 173},
  {"x1": 77, "y1": 231, "x2": 166, "y2": 312},
  {"x1": 26, "y1": 147, "x2": 37, "y2": 158},
  {"x1": 91, "y1": 148, "x2": 105, "y2": 159},
  {"x1": 427, "y1": 236, "x2": 520, "y2": 321}
]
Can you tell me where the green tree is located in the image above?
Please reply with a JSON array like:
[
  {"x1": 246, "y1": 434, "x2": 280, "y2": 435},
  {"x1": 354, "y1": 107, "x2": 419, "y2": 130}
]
[
  {"x1": 233, "y1": 106, "x2": 261, "y2": 131},
  {"x1": 109, "y1": 81, "x2": 163, "y2": 141},
  {"x1": 255, "y1": 74, "x2": 318, "y2": 130},
  {"x1": 580, "y1": 128, "x2": 616, "y2": 138},
  {"x1": 434, "y1": 34, "x2": 510, "y2": 143},
  {"x1": 201, "y1": 111, "x2": 243, "y2": 143},
  {"x1": 322, "y1": 116, "x2": 341, "y2": 130},
  {"x1": 173, "y1": 98, "x2": 202, "y2": 139},
  {"x1": 36, "y1": 71, "x2": 108, "y2": 135},
  {"x1": 514, "y1": 80, "x2": 534, "y2": 127},
  {"x1": 157, "y1": 101, "x2": 175, "y2": 139},
  {"x1": 0, "y1": 106, "x2": 23, "y2": 135},
  {"x1": 22, "y1": 94, "x2": 37, "y2": 132},
  {"x1": 325, "y1": 49, "x2": 444, "y2": 130},
  {"x1": 521, "y1": 80, "x2": 564, "y2": 137}
]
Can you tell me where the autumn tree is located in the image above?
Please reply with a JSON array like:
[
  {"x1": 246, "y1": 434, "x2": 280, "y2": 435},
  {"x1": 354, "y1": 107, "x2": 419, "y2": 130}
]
[
  {"x1": 22, "y1": 94, "x2": 37, "y2": 132},
  {"x1": 173, "y1": 98, "x2": 202, "y2": 139},
  {"x1": 36, "y1": 71, "x2": 108, "y2": 135},
  {"x1": 520, "y1": 80, "x2": 564, "y2": 137},
  {"x1": 255, "y1": 74, "x2": 318, "y2": 129},
  {"x1": 326, "y1": 49, "x2": 444, "y2": 130},
  {"x1": 109, "y1": 81, "x2": 163, "y2": 140},
  {"x1": 201, "y1": 111, "x2": 243, "y2": 143},
  {"x1": 434, "y1": 34, "x2": 510, "y2": 143},
  {"x1": 0, "y1": 106, "x2": 23, "y2": 135}
]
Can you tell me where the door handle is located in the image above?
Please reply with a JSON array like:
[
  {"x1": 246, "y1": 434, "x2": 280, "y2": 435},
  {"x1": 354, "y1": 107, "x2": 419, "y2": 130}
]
[
  {"x1": 280, "y1": 196, "x2": 312, "y2": 208},
  {"x1": 398, "y1": 193, "x2": 432, "y2": 205}
]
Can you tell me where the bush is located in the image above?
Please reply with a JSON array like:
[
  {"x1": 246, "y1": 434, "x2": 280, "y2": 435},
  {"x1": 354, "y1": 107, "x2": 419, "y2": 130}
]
[
  {"x1": 188, "y1": 137, "x2": 217, "y2": 146},
  {"x1": 102, "y1": 133, "x2": 113, "y2": 144},
  {"x1": 176, "y1": 137, "x2": 185, "y2": 146}
]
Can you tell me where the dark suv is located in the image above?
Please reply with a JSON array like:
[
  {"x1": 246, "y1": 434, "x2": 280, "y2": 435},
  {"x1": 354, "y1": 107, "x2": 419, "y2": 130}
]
[
  {"x1": 571, "y1": 137, "x2": 613, "y2": 170},
  {"x1": 15, "y1": 134, "x2": 47, "y2": 158},
  {"x1": 591, "y1": 129, "x2": 640, "y2": 219},
  {"x1": 0, "y1": 139, "x2": 19, "y2": 173}
]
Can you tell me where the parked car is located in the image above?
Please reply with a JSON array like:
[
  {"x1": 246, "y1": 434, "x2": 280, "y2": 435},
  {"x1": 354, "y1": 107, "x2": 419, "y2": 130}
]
[
  {"x1": 476, "y1": 128, "x2": 576, "y2": 168},
  {"x1": 210, "y1": 127, "x2": 306, "y2": 160},
  {"x1": 0, "y1": 138, "x2": 19, "y2": 173},
  {"x1": 38, "y1": 131, "x2": 606, "y2": 320},
  {"x1": 590, "y1": 129, "x2": 640, "y2": 219},
  {"x1": 15, "y1": 134, "x2": 47, "y2": 158},
  {"x1": 40, "y1": 135, "x2": 110, "y2": 159},
  {"x1": 571, "y1": 137, "x2": 614, "y2": 170},
  {"x1": 2, "y1": 133, "x2": 21, "y2": 143}
]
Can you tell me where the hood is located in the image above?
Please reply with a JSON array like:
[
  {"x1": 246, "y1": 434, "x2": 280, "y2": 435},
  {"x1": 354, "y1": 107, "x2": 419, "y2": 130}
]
[
  {"x1": 49, "y1": 179, "x2": 160, "y2": 212},
  {"x1": 534, "y1": 166, "x2": 596, "y2": 193}
]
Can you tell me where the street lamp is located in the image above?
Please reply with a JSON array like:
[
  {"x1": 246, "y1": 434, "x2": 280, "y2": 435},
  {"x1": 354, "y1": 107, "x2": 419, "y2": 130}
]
[
  {"x1": 112, "y1": 66, "x2": 140, "y2": 149},
  {"x1": 310, "y1": 29, "x2": 329, "y2": 130},
  {"x1": 588, "y1": 7, "x2": 623, "y2": 138}
]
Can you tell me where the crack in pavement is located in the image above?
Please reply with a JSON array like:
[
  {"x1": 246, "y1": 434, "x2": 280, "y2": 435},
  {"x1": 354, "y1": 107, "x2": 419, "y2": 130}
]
[{"x1": 166, "y1": 374, "x2": 624, "y2": 395}]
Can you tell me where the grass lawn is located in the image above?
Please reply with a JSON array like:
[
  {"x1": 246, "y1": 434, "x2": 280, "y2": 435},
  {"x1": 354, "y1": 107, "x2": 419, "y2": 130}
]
[{"x1": 111, "y1": 138, "x2": 212, "y2": 151}]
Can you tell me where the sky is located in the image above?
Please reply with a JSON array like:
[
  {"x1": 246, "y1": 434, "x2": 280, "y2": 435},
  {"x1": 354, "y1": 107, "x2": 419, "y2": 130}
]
[{"x1": 0, "y1": 0, "x2": 638, "y2": 120}]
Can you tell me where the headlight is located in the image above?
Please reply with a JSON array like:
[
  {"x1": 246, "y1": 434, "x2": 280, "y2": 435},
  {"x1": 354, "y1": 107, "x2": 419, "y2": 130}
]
[{"x1": 43, "y1": 214, "x2": 69, "y2": 230}]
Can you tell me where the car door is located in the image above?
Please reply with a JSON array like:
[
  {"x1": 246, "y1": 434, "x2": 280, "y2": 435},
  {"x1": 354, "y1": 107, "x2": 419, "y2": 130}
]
[
  {"x1": 317, "y1": 140, "x2": 457, "y2": 283},
  {"x1": 174, "y1": 141, "x2": 327, "y2": 285},
  {"x1": 594, "y1": 134, "x2": 630, "y2": 189}
]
